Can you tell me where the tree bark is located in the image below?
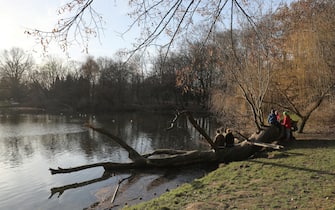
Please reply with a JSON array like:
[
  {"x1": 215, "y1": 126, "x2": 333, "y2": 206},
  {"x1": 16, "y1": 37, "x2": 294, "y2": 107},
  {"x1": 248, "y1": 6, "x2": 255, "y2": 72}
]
[
  {"x1": 50, "y1": 112, "x2": 285, "y2": 175},
  {"x1": 48, "y1": 112, "x2": 288, "y2": 199},
  {"x1": 86, "y1": 124, "x2": 147, "y2": 163}
]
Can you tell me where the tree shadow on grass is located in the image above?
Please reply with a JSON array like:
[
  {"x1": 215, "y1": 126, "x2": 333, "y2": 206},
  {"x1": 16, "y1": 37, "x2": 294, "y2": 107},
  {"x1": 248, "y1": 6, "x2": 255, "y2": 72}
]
[
  {"x1": 289, "y1": 138, "x2": 335, "y2": 149},
  {"x1": 248, "y1": 139, "x2": 335, "y2": 177},
  {"x1": 249, "y1": 159, "x2": 335, "y2": 176}
]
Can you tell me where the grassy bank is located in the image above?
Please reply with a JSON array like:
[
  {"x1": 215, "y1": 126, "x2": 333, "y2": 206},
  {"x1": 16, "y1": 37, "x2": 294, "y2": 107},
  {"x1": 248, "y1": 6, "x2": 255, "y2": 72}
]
[{"x1": 124, "y1": 136, "x2": 335, "y2": 210}]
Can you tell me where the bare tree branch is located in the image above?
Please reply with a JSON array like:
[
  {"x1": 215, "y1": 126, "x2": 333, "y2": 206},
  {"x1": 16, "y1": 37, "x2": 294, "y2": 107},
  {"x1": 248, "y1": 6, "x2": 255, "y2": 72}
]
[
  {"x1": 25, "y1": 0, "x2": 103, "y2": 54},
  {"x1": 85, "y1": 124, "x2": 147, "y2": 163},
  {"x1": 166, "y1": 110, "x2": 218, "y2": 151}
]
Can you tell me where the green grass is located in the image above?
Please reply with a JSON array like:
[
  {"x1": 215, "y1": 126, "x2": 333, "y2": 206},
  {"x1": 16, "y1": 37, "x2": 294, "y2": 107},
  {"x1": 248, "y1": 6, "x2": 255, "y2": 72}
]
[{"x1": 123, "y1": 139, "x2": 335, "y2": 210}]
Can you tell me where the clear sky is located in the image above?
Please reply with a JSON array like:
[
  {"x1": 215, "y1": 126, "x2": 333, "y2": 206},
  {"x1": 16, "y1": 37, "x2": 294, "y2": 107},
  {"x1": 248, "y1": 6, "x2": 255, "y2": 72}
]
[
  {"x1": 0, "y1": 0, "x2": 139, "y2": 63},
  {"x1": 0, "y1": 0, "x2": 294, "y2": 64}
]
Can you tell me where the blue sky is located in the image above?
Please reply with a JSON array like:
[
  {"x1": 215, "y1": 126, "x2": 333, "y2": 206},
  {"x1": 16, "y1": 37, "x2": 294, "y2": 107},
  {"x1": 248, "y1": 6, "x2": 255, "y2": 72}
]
[
  {"x1": 0, "y1": 0, "x2": 139, "y2": 63},
  {"x1": 0, "y1": 0, "x2": 294, "y2": 64}
]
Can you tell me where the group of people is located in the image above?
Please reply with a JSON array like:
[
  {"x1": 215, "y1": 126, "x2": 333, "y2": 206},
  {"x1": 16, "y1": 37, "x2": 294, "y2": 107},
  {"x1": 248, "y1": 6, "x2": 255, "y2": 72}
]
[
  {"x1": 213, "y1": 108, "x2": 293, "y2": 148},
  {"x1": 214, "y1": 127, "x2": 235, "y2": 148},
  {"x1": 268, "y1": 109, "x2": 293, "y2": 141}
]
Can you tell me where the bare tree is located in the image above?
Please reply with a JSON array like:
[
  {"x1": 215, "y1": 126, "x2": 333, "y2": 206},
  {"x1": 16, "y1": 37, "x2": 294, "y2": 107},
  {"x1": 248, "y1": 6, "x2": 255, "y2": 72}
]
[
  {"x1": 0, "y1": 47, "x2": 34, "y2": 101},
  {"x1": 33, "y1": 56, "x2": 67, "y2": 90},
  {"x1": 174, "y1": 41, "x2": 219, "y2": 108},
  {"x1": 81, "y1": 56, "x2": 99, "y2": 110},
  {"x1": 207, "y1": 0, "x2": 277, "y2": 131},
  {"x1": 269, "y1": 0, "x2": 335, "y2": 133},
  {"x1": 25, "y1": 0, "x2": 103, "y2": 55},
  {"x1": 25, "y1": 0, "x2": 265, "y2": 60},
  {"x1": 0, "y1": 48, "x2": 34, "y2": 83}
]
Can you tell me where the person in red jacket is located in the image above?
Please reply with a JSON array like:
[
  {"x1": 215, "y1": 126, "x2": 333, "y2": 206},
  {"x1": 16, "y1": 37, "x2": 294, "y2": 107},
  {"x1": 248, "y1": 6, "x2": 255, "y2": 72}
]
[
  {"x1": 282, "y1": 111, "x2": 292, "y2": 141},
  {"x1": 275, "y1": 110, "x2": 281, "y2": 122}
]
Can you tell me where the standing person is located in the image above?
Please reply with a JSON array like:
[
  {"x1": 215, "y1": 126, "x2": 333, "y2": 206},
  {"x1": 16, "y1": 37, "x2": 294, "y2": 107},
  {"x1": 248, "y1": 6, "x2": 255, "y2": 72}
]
[{"x1": 282, "y1": 111, "x2": 292, "y2": 141}]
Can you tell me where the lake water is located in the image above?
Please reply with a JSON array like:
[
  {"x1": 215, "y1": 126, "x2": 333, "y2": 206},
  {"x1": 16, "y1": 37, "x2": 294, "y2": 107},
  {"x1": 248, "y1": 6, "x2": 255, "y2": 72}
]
[{"x1": 0, "y1": 112, "x2": 218, "y2": 210}]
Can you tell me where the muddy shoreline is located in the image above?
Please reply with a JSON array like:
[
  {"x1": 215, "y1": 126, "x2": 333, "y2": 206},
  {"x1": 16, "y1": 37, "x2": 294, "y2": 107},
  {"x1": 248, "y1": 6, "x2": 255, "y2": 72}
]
[
  {"x1": 84, "y1": 165, "x2": 217, "y2": 210},
  {"x1": 85, "y1": 127, "x2": 335, "y2": 210}
]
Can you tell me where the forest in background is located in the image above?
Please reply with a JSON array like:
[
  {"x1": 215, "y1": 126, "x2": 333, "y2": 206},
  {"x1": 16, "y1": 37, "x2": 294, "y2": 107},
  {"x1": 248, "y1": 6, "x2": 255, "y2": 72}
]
[{"x1": 0, "y1": 0, "x2": 334, "y2": 133}]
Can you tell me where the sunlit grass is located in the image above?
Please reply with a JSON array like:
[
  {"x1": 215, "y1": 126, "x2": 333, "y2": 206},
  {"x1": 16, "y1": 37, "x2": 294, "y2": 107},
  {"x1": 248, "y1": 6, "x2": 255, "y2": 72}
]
[{"x1": 124, "y1": 139, "x2": 335, "y2": 210}]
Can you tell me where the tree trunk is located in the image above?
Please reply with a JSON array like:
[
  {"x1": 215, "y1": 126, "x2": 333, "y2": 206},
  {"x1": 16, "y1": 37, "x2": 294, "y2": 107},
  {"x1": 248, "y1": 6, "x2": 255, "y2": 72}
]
[
  {"x1": 48, "y1": 111, "x2": 287, "y2": 198},
  {"x1": 297, "y1": 117, "x2": 307, "y2": 133},
  {"x1": 50, "y1": 112, "x2": 285, "y2": 175}
]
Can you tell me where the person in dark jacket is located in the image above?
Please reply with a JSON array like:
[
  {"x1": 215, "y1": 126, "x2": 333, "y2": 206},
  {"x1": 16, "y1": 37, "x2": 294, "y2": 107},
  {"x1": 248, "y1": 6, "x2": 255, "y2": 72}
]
[
  {"x1": 214, "y1": 128, "x2": 225, "y2": 147},
  {"x1": 268, "y1": 109, "x2": 280, "y2": 127},
  {"x1": 225, "y1": 128, "x2": 235, "y2": 147}
]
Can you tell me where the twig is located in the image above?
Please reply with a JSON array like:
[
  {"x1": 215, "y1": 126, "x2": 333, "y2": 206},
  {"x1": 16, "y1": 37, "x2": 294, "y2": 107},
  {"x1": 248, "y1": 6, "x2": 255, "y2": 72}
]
[
  {"x1": 235, "y1": 131, "x2": 250, "y2": 141},
  {"x1": 166, "y1": 112, "x2": 179, "y2": 130},
  {"x1": 111, "y1": 175, "x2": 133, "y2": 203},
  {"x1": 111, "y1": 184, "x2": 120, "y2": 203}
]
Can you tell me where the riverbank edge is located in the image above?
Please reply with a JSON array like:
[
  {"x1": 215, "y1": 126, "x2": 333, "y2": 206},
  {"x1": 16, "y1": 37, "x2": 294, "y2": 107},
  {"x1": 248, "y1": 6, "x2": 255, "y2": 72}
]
[
  {"x1": 95, "y1": 132, "x2": 335, "y2": 210},
  {"x1": 0, "y1": 104, "x2": 211, "y2": 116}
]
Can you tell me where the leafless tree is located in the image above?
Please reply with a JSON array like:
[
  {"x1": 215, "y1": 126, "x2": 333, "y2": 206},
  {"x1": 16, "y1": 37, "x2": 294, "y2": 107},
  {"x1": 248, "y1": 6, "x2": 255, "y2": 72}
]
[
  {"x1": 0, "y1": 47, "x2": 34, "y2": 83},
  {"x1": 0, "y1": 47, "x2": 34, "y2": 101},
  {"x1": 25, "y1": 0, "x2": 103, "y2": 55},
  {"x1": 81, "y1": 56, "x2": 99, "y2": 109},
  {"x1": 25, "y1": 0, "x2": 268, "y2": 60},
  {"x1": 32, "y1": 56, "x2": 68, "y2": 90}
]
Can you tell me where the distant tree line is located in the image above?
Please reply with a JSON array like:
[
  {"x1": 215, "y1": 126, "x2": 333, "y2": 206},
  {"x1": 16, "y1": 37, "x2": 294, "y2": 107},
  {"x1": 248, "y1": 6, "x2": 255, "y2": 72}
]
[
  {"x1": 0, "y1": 47, "x2": 210, "y2": 114},
  {"x1": 1, "y1": 0, "x2": 334, "y2": 133}
]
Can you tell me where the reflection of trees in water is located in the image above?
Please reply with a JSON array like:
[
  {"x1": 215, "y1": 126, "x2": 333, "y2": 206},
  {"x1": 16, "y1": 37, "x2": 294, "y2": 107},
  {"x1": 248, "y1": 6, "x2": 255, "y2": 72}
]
[
  {"x1": 0, "y1": 113, "x2": 218, "y2": 210},
  {"x1": 0, "y1": 112, "x2": 216, "y2": 167},
  {"x1": 0, "y1": 131, "x2": 126, "y2": 168},
  {"x1": 93, "y1": 112, "x2": 215, "y2": 152},
  {"x1": 1, "y1": 136, "x2": 43, "y2": 167},
  {"x1": 2, "y1": 137, "x2": 24, "y2": 167}
]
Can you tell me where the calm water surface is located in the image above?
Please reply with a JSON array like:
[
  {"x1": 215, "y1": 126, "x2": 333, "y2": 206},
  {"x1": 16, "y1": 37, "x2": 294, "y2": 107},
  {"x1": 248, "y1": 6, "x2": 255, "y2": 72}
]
[{"x1": 0, "y1": 112, "x2": 217, "y2": 210}]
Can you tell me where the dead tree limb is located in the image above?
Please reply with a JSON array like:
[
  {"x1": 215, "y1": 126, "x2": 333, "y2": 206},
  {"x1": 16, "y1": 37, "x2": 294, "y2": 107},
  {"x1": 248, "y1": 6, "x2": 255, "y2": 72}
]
[
  {"x1": 50, "y1": 162, "x2": 137, "y2": 175},
  {"x1": 50, "y1": 111, "x2": 285, "y2": 175},
  {"x1": 111, "y1": 175, "x2": 133, "y2": 204},
  {"x1": 85, "y1": 124, "x2": 147, "y2": 163},
  {"x1": 48, "y1": 110, "x2": 289, "y2": 202},
  {"x1": 49, "y1": 170, "x2": 113, "y2": 198},
  {"x1": 183, "y1": 111, "x2": 218, "y2": 151},
  {"x1": 142, "y1": 149, "x2": 190, "y2": 158},
  {"x1": 167, "y1": 110, "x2": 218, "y2": 151}
]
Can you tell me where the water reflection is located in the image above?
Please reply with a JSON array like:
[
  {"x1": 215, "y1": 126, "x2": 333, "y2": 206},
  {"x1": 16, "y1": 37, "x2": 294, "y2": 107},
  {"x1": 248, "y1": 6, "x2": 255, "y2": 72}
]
[{"x1": 0, "y1": 112, "x2": 217, "y2": 210}]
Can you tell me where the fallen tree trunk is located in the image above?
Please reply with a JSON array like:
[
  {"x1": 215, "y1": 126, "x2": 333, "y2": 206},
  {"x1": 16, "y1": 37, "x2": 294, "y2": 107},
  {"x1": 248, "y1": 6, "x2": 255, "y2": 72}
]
[
  {"x1": 48, "y1": 111, "x2": 291, "y2": 199},
  {"x1": 50, "y1": 111, "x2": 286, "y2": 175},
  {"x1": 50, "y1": 143, "x2": 263, "y2": 175}
]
